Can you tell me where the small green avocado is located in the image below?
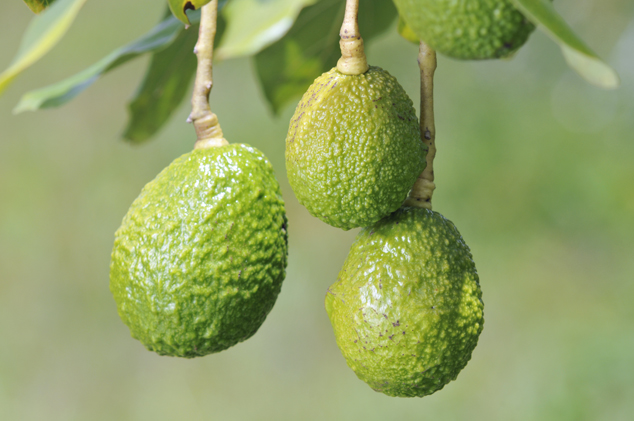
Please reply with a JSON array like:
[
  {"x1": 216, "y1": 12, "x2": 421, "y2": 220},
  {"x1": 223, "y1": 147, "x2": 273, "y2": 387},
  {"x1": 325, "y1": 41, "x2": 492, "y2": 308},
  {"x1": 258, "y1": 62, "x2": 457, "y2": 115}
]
[
  {"x1": 326, "y1": 207, "x2": 484, "y2": 397},
  {"x1": 286, "y1": 66, "x2": 427, "y2": 231},
  {"x1": 393, "y1": 0, "x2": 536, "y2": 59},
  {"x1": 110, "y1": 144, "x2": 288, "y2": 358}
]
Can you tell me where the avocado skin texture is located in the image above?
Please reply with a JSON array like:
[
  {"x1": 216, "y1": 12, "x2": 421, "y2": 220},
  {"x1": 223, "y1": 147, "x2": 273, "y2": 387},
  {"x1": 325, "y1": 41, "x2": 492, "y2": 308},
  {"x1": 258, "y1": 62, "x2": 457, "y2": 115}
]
[
  {"x1": 325, "y1": 207, "x2": 484, "y2": 397},
  {"x1": 286, "y1": 66, "x2": 426, "y2": 231},
  {"x1": 110, "y1": 144, "x2": 288, "y2": 358},
  {"x1": 393, "y1": 0, "x2": 535, "y2": 59}
]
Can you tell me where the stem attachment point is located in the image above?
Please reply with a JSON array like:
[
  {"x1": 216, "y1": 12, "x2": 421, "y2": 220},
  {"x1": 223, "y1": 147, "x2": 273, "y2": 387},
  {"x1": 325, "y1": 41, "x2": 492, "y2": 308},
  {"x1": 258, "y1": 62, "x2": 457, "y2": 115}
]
[
  {"x1": 190, "y1": 0, "x2": 227, "y2": 149},
  {"x1": 336, "y1": 0, "x2": 369, "y2": 75}
]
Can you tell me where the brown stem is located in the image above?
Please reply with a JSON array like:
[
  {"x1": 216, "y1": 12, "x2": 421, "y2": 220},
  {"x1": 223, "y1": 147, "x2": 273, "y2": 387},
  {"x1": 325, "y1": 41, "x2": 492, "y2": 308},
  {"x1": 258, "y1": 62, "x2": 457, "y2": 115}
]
[
  {"x1": 189, "y1": 0, "x2": 227, "y2": 149},
  {"x1": 404, "y1": 41, "x2": 437, "y2": 209},
  {"x1": 336, "y1": 0, "x2": 369, "y2": 75}
]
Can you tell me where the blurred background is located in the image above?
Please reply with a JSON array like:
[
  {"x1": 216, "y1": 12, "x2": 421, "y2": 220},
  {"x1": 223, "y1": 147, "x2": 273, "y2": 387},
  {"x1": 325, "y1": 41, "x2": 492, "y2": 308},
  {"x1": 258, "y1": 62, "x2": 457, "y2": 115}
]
[{"x1": 1, "y1": 0, "x2": 633, "y2": 419}]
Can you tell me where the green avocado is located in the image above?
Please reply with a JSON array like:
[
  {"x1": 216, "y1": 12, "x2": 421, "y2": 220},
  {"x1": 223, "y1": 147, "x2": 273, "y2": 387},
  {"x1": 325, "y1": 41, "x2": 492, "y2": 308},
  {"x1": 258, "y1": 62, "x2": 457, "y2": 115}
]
[
  {"x1": 286, "y1": 66, "x2": 427, "y2": 231},
  {"x1": 110, "y1": 144, "x2": 288, "y2": 358},
  {"x1": 325, "y1": 207, "x2": 484, "y2": 397},
  {"x1": 393, "y1": 0, "x2": 536, "y2": 59}
]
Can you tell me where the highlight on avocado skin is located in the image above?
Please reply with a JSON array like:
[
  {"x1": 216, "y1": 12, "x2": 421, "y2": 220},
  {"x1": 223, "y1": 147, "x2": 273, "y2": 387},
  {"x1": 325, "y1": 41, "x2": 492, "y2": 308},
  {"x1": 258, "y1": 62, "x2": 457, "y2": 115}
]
[
  {"x1": 286, "y1": 66, "x2": 427, "y2": 231},
  {"x1": 326, "y1": 207, "x2": 484, "y2": 397},
  {"x1": 110, "y1": 144, "x2": 288, "y2": 358}
]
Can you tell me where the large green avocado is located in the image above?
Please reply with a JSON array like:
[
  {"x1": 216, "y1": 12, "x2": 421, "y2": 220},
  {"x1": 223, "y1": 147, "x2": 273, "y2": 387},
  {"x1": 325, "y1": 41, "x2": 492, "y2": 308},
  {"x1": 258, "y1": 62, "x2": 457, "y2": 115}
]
[
  {"x1": 394, "y1": 0, "x2": 536, "y2": 59},
  {"x1": 286, "y1": 66, "x2": 427, "y2": 231},
  {"x1": 326, "y1": 207, "x2": 484, "y2": 397},
  {"x1": 110, "y1": 144, "x2": 288, "y2": 358}
]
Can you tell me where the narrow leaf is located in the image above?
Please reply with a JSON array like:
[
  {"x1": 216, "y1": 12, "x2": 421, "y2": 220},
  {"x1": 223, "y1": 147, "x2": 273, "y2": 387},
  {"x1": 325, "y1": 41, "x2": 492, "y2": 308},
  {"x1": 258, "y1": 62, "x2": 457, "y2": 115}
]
[
  {"x1": 254, "y1": 0, "x2": 397, "y2": 114},
  {"x1": 123, "y1": 25, "x2": 198, "y2": 143},
  {"x1": 216, "y1": 0, "x2": 317, "y2": 60},
  {"x1": 122, "y1": 15, "x2": 226, "y2": 143},
  {"x1": 512, "y1": 0, "x2": 619, "y2": 89},
  {"x1": 168, "y1": 0, "x2": 212, "y2": 26},
  {"x1": 0, "y1": 0, "x2": 87, "y2": 96},
  {"x1": 14, "y1": 11, "x2": 202, "y2": 114},
  {"x1": 23, "y1": 0, "x2": 58, "y2": 13}
]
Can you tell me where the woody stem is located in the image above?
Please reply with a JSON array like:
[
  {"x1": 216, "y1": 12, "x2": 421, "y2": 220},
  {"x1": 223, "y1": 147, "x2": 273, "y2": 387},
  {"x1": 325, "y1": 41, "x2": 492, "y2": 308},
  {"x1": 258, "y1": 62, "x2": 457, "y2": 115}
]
[
  {"x1": 189, "y1": 0, "x2": 227, "y2": 149},
  {"x1": 405, "y1": 41, "x2": 437, "y2": 209}
]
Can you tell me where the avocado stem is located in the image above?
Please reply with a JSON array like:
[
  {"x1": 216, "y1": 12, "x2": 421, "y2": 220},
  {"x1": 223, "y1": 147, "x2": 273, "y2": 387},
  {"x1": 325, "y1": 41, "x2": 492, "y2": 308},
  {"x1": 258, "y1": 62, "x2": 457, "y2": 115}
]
[
  {"x1": 404, "y1": 41, "x2": 437, "y2": 210},
  {"x1": 189, "y1": 0, "x2": 228, "y2": 149},
  {"x1": 336, "y1": 0, "x2": 369, "y2": 75}
]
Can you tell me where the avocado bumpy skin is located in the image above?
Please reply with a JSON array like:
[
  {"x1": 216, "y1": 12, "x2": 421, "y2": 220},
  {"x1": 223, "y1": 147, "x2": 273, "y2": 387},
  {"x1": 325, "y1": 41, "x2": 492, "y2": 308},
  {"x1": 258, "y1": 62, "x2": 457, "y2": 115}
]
[
  {"x1": 286, "y1": 66, "x2": 427, "y2": 231},
  {"x1": 110, "y1": 144, "x2": 288, "y2": 358},
  {"x1": 325, "y1": 207, "x2": 484, "y2": 397},
  {"x1": 393, "y1": 0, "x2": 535, "y2": 59}
]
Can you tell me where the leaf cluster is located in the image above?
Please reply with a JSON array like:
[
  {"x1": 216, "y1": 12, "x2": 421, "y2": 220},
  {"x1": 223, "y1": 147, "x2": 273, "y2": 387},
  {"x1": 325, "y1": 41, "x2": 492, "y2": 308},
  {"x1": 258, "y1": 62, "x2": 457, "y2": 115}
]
[{"x1": 3, "y1": 0, "x2": 620, "y2": 144}]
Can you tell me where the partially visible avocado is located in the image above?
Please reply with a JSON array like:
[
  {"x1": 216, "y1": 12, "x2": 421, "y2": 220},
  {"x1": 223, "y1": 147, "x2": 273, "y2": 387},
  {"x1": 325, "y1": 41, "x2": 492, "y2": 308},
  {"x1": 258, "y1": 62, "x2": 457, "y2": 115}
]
[{"x1": 393, "y1": 0, "x2": 536, "y2": 59}]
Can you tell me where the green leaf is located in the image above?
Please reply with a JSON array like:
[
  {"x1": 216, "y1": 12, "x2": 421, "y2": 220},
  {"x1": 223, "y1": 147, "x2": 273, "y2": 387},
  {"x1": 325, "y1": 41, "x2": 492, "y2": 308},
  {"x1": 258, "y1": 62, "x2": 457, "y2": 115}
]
[
  {"x1": 0, "y1": 0, "x2": 87, "y2": 96},
  {"x1": 216, "y1": 0, "x2": 317, "y2": 60},
  {"x1": 123, "y1": 14, "x2": 226, "y2": 143},
  {"x1": 23, "y1": 0, "x2": 58, "y2": 13},
  {"x1": 168, "y1": 0, "x2": 212, "y2": 26},
  {"x1": 512, "y1": 0, "x2": 620, "y2": 89},
  {"x1": 123, "y1": 25, "x2": 199, "y2": 143},
  {"x1": 14, "y1": 11, "x2": 202, "y2": 114},
  {"x1": 397, "y1": 16, "x2": 418, "y2": 45},
  {"x1": 254, "y1": 0, "x2": 397, "y2": 114}
]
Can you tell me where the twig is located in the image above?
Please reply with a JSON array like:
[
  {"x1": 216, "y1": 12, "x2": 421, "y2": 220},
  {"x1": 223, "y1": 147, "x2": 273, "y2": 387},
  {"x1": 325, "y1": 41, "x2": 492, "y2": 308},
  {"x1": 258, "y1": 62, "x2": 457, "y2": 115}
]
[
  {"x1": 188, "y1": 0, "x2": 227, "y2": 149},
  {"x1": 404, "y1": 41, "x2": 437, "y2": 209}
]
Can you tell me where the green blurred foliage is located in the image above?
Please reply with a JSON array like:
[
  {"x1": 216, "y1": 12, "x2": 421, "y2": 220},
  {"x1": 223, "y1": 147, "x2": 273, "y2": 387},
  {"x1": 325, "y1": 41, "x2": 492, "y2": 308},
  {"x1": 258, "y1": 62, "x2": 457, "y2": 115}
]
[
  {"x1": 23, "y1": 0, "x2": 57, "y2": 14},
  {"x1": 511, "y1": 0, "x2": 620, "y2": 88},
  {"x1": 0, "y1": 0, "x2": 633, "y2": 420},
  {"x1": 254, "y1": 0, "x2": 397, "y2": 114},
  {"x1": 0, "y1": 0, "x2": 87, "y2": 95}
]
